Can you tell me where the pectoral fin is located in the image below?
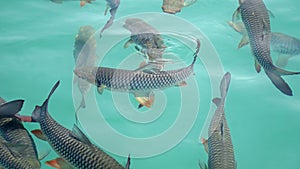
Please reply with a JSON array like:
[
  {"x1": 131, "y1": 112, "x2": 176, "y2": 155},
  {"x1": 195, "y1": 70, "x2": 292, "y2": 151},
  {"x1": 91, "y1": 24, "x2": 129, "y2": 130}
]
[
  {"x1": 97, "y1": 85, "x2": 106, "y2": 95},
  {"x1": 255, "y1": 59, "x2": 261, "y2": 73},
  {"x1": 46, "y1": 157, "x2": 74, "y2": 169},
  {"x1": 70, "y1": 125, "x2": 92, "y2": 145},
  {"x1": 31, "y1": 129, "x2": 47, "y2": 141},
  {"x1": 238, "y1": 35, "x2": 249, "y2": 49},
  {"x1": 134, "y1": 91, "x2": 154, "y2": 108},
  {"x1": 124, "y1": 39, "x2": 133, "y2": 48},
  {"x1": 201, "y1": 138, "x2": 209, "y2": 154},
  {"x1": 276, "y1": 55, "x2": 291, "y2": 67},
  {"x1": 232, "y1": 7, "x2": 241, "y2": 22},
  {"x1": 176, "y1": 81, "x2": 187, "y2": 87},
  {"x1": 80, "y1": 1, "x2": 87, "y2": 7},
  {"x1": 198, "y1": 161, "x2": 208, "y2": 169},
  {"x1": 125, "y1": 154, "x2": 131, "y2": 169},
  {"x1": 104, "y1": 4, "x2": 109, "y2": 15}
]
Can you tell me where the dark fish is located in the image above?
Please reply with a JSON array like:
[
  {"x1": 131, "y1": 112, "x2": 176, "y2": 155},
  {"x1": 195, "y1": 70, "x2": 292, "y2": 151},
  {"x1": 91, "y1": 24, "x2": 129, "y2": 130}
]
[
  {"x1": 73, "y1": 25, "x2": 97, "y2": 123},
  {"x1": 233, "y1": 0, "x2": 300, "y2": 96},
  {"x1": 99, "y1": 0, "x2": 120, "y2": 38},
  {"x1": 200, "y1": 72, "x2": 236, "y2": 169},
  {"x1": 30, "y1": 81, "x2": 130, "y2": 169},
  {"x1": 74, "y1": 39, "x2": 200, "y2": 108},
  {"x1": 162, "y1": 0, "x2": 196, "y2": 14},
  {"x1": 123, "y1": 18, "x2": 166, "y2": 62},
  {"x1": 0, "y1": 98, "x2": 40, "y2": 169}
]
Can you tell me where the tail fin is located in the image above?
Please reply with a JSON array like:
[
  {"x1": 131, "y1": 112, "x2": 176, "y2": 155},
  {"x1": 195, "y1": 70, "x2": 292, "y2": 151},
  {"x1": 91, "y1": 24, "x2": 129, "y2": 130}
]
[
  {"x1": 265, "y1": 70, "x2": 293, "y2": 96},
  {"x1": 74, "y1": 95, "x2": 86, "y2": 124},
  {"x1": 0, "y1": 100, "x2": 24, "y2": 117},
  {"x1": 220, "y1": 72, "x2": 231, "y2": 99},
  {"x1": 32, "y1": 81, "x2": 60, "y2": 122}
]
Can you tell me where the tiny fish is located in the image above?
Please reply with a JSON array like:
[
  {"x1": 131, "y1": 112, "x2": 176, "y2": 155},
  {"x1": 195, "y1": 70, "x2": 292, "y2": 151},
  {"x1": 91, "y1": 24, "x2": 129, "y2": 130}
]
[
  {"x1": 200, "y1": 72, "x2": 236, "y2": 169},
  {"x1": 74, "y1": 39, "x2": 200, "y2": 108},
  {"x1": 73, "y1": 25, "x2": 97, "y2": 123},
  {"x1": 162, "y1": 0, "x2": 196, "y2": 14},
  {"x1": 0, "y1": 98, "x2": 40, "y2": 169},
  {"x1": 99, "y1": 0, "x2": 120, "y2": 37},
  {"x1": 123, "y1": 18, "x2": 166, "y2": 62},
  {"x1": 233, "y1": 0, "x2": 300, "y2": 96},
  {"x1": 29, "y1": 81, "x2": 131, "y2": 169}
]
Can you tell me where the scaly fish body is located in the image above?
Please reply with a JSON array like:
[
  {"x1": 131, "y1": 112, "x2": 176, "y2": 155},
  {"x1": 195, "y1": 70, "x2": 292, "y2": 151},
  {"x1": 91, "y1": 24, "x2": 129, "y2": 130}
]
[
  {"x1": 0, "y1": 98, "x2": 39, "y2": 169},
  {"x1": 237, "y1": 0, "x2": 300, "y2": 96},
  {"x1": 31, "y1": 81, "x2": 129, "y2": 169},
  {"x1": 271, "y1": 32, "x2": 300, "y2": 56},
  {"x1": 124, "y1": 18, "x2": 166, "y2": 61},
  {"x1": 201, "y1": 73, "x2": 236, "y2": 169}
]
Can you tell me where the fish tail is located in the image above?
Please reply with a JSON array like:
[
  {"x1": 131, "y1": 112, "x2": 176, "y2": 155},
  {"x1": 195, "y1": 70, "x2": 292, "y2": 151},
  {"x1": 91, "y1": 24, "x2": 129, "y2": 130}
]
[
  {"x1": 265, "y1": 70, "x2": 293, "y2": 96},
  {"x1": 32, "y1": 81, "x2": 60, "y2": 122},
  {"x1": 220, "y1": 72, "x2": 231, "y2": 99},
  {"x1": 191, "y1": 39, "x2": 201, "y2": 65},
  {"x1": 273, "y1": 66, "x2": 300, "y2": 76}
]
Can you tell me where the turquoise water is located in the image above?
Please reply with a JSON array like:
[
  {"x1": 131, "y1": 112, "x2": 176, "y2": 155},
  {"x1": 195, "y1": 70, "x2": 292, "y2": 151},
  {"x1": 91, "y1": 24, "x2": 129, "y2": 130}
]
[{"x1": 1, "y1": 0, "x2": 300, "y2": 168}]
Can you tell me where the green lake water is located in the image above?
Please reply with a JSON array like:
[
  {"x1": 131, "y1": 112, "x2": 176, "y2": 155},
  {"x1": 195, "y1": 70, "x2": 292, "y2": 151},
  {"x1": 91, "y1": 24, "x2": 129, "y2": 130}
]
[{"x1": 1, "y1": 0, "x2": 300, "y2": 168}]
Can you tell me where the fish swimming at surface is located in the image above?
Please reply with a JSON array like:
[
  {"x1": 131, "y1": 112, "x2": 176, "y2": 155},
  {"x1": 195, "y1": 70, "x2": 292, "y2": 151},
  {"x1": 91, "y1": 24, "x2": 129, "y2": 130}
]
[
  {"x1": 233, "y1": 0, "x2": 300, "y2": 96},
  {"x1": 200, "y1": 72, "x2": 236, "y2": 169},
  {"x1": 73, "y1": 25, "x2": 97, "y2": 123},
  {"x1": 123, "y1": 18, "x2": 167, "y2": 62},
  {"x1": 74, "y1": 39, "x2": 201, "y2": 108},
  {"x1": 99, "y1": 0, "x2": 120, "y2": 38},
  {"x1": 161, "y1": 0, "x2": 197, "y2": 14},
  {"x1": 0, "y1": 98, "x2": 41, "y2": 169}
]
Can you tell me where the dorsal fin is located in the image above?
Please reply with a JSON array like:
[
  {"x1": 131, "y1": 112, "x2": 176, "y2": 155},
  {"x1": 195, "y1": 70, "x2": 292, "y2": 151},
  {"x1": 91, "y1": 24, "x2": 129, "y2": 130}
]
[{"x1": 0, "y1": 100, "x2": 24, "y2": 117}]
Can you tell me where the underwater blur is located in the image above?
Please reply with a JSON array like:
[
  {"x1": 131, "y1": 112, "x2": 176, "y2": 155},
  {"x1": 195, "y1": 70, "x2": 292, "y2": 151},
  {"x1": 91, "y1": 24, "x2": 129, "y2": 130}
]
[{"x1": 1, "y1": 0, "x2": 300, "y2": 168}]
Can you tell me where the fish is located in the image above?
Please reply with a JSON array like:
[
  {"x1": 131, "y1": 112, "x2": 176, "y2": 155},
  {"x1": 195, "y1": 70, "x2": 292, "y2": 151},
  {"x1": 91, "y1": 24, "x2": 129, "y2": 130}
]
[
  {"x1": 228, "y1": 21, "x2": 300, "y2": 67},
  {"x1": 200, "y1": 72, "x2": 236, "y2": 169},
  {"x1": 50, "y1": 0, "x2": 94, "y2": 6},
  {"x1": 233, "y1": 0, "x2": 300, "y2": 96},
  {"x1": 123, "y1": 18, "x2": 167, "y2": 62},
  {"x1": 0, "y1": 98, "x2": 41, "y2": 169},
  {"x1": 73, "y1": 25, "x2": 97, "y2": 123},
  {"x1": 99, "y1": 0, "x2": 120, "y2": 38},
  {"x1": 29, "y1": 81, "x2": 131, "y2": 169},
  {"x1": 162, "y1": 0, "x2": 197, "y2": 14},
  {"x1": 74, "y1": 39, "x2": 200, "y2": 108}
]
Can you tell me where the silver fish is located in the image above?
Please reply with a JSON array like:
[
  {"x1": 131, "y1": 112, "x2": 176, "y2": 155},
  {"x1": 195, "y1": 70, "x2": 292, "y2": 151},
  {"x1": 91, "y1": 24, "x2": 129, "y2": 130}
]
[
  {"x1": 200, "y1": 72, "x2": 236, "y2": 169},
  {"x1": 73, "y1": 25, "x2": 97, "y2": 123},
  {"x1": 233, "y1": 0, "x2": 300, "y2": 96},
  {"x1": 0, "y1": 98, "x2": 40, "y2": 169},
  {"x1": 99, "y1": 0, "x2": 120, "y2": 38},
  {"x1": 123, "y1": 18, "x2": 166, "y2": 61},
  {"x1": 30, "y1": 81, "x2": 130, "y2": 169},
  {"x1": 74, "y1": 39, "x2": 200, "y2": 108}
]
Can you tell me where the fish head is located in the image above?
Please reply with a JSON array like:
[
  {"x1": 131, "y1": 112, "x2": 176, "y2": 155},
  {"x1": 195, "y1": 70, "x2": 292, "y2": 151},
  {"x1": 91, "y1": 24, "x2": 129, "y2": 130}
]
[{"x1": 74, "y1": 67, "x2": 98, "y2": 86}]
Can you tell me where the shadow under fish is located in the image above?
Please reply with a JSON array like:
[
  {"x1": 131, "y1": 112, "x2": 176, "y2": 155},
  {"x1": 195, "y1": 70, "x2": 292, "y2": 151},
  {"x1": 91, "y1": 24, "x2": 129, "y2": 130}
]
[
  {"x1": 0, "y1": 97, "x2": 41, "y2": 168},
  {"x1": 99, "y1": 0, "x2": 120, "y2": 38},
  {"x1": 28, "y1": 81, "x2": 130, "y2": 169},
  {"x1": 74, "y1": 39, "x2": 200, "y2": 108},
  {"x1": 73, "y1": 25, "x2": 97, "y2": 124}
]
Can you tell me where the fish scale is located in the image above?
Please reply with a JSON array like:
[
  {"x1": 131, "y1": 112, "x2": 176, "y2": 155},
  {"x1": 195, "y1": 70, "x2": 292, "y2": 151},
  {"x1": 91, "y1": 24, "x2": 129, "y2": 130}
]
[
  {"x1": 32, "y1": 84, "x2": 126, "y2": 169},
  {"x1": 271, "y1": 33, "x2": 300, "y2": 55}
]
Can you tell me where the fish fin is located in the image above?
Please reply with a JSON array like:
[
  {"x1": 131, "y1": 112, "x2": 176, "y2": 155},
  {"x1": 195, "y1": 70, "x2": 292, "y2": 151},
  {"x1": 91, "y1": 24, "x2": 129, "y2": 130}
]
[
  {"x1": 176, "y1": 81, "x2": 187, "y2": 87},
  {"x1": 201, "y1": 138, "x2": 209, "y2": 154},
  {"x1": 273, "y1": 66, "x2": 300, "y2": 76},
  {"x1": 276, "y1": 55, "x2": 292, "y2": 68},
  {"x1": 32, "y1": 81, "x2": 60, "y2": 122},
  {"x1": 70, "y1": 125, "x2": 92, "y2": 145},
  {"x1": 38, "y1": 149, "x2": 51, "y2": 160},
  {"x1": 183, "y1": 0, "x2": 197, "y2": 7},
  {"x1": 104, "y1": 4, "x2": 109, "y2": 16},
  {"x1": 134, "y1": 91, "x2": 155, "y2": 108},
  {"x1": 238, "y1": 35, "x2": 249, "y2": 49},
  {"x1": 227, "y1": 21, "x2": 241, "y2": 33},
  {"x1": 124, "y1": 39, "x2": 133, "y2": 48},
  {"x1": 97, "y1": 85, "x2": 106, "y2": 95},
  {"x1": 232, "y1": 7, "x2": 241, "y2": 22},
  {"x1": 80, "y1": 1, "x2": 87, "y2": 7},
  {"x1": 255, "y1": 59, "x2": 262, "y2": 73},
  {"x1": 261, "y1": 19, "x2": 270, "y2": 41},
  {"x1": 268, "y1": 9, "x2": 275, "y2": 18},
  {"x1": 51, "y1": 0, "x2": 63, "y2": 4},
  {"x1": 5, "y1": 143, "x2": 28, "y2": 158},
  {"x1": 46, "y1": 157, "x2": 74, "y2": 169},
  {"x1": 0, "y1": 99, "x2": 24, "y2": 117},
  {"x1": 18, "y1": 115, "x2": 33, "y2": 122},
  {"x1": 198, "y1": 161, "x2": 208, "y2": 169},
  {"x1": 220, "y1": 72, "x2": 231, "y2": 99},
  {"x1": 75, "y1": 94, "x2": 86, "y2": 124},
  {"x1": 125, "y1": 154, "x2": 131, "y2": 169},
  {"x1": 31, "y1": 129, "x2": 47, "y2": 141},
  {"x1": 212, "y1": 97, "x2": 221, "y2": 106},
  {"x1": 265, "y1": 70, "x2": 293, "y2": 96}
]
